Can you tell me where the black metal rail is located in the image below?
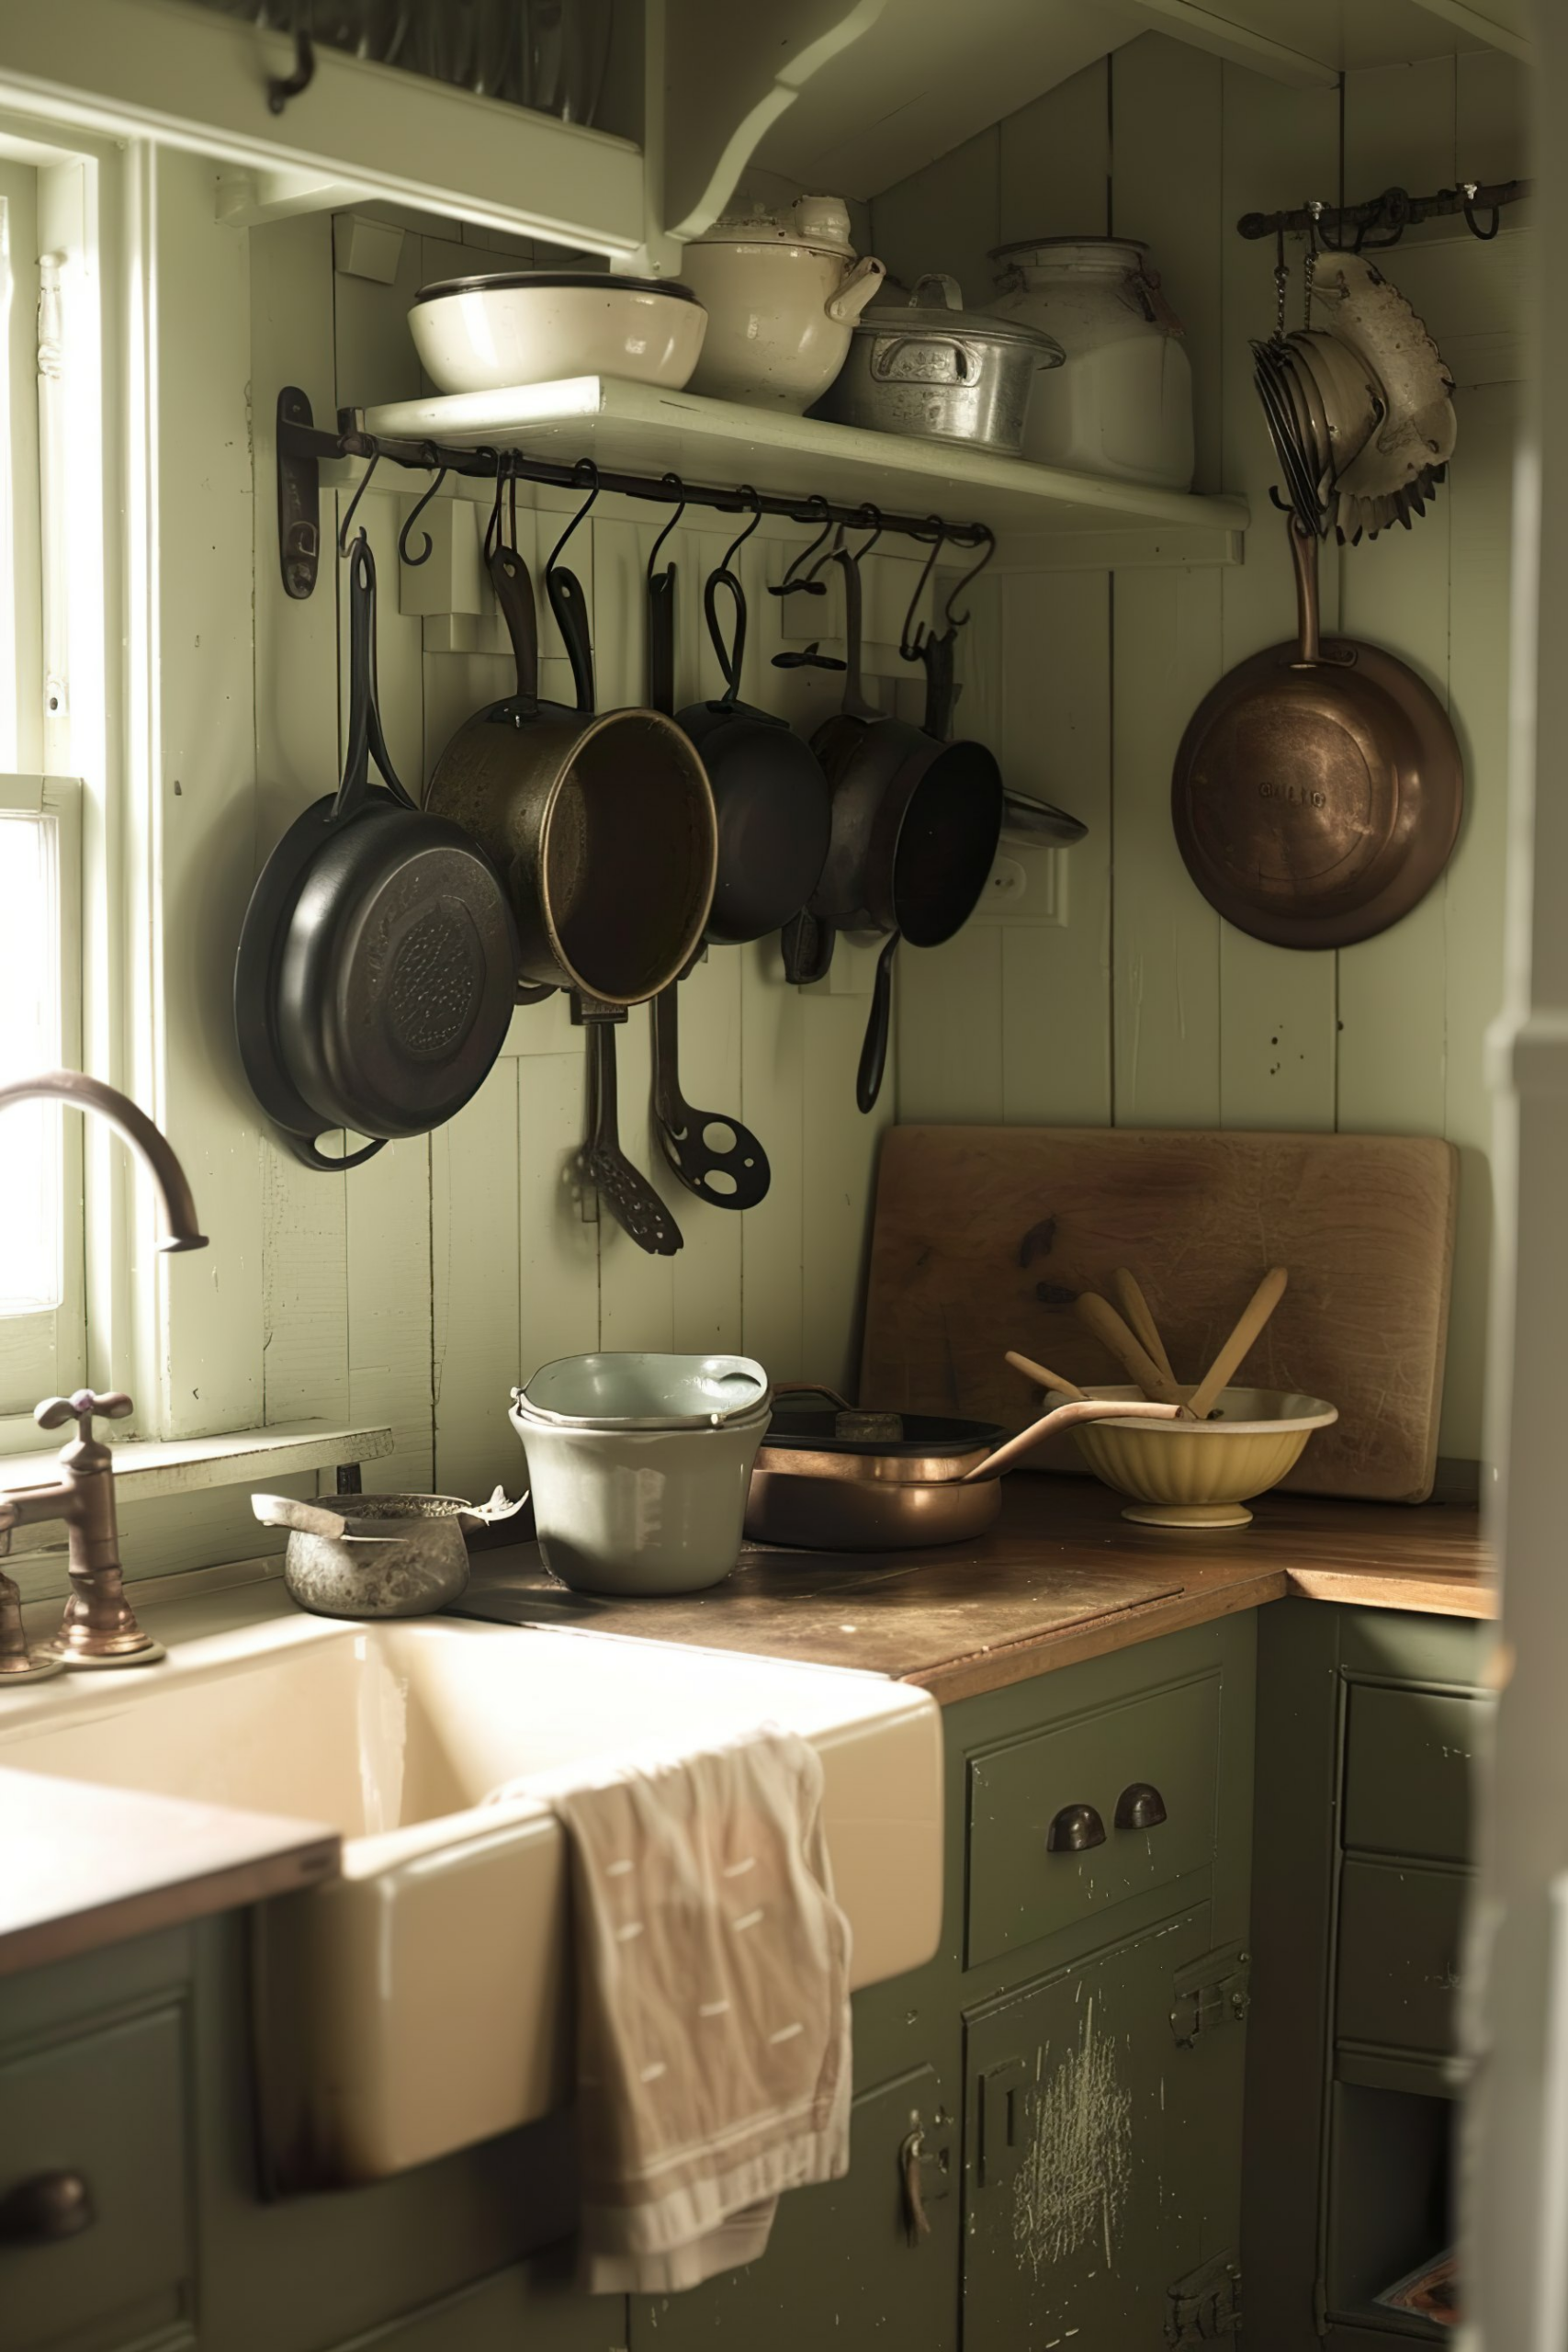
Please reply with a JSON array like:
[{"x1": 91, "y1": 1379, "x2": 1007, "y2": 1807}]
[
  {"x1": 275, "y1": 388, "x2": 990, "y2": 602},
  {"x1": 1237, "y1": 176, "x2": 1530, "y2": 252}
]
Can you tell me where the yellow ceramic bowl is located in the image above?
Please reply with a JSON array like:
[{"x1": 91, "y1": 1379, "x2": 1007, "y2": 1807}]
[{"x1": 1055, "y1": 1384, "x2": 1338, "y2": 1528}]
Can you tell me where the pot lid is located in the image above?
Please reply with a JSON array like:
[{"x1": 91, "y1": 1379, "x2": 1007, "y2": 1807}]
[
  {"x1": 989, "y1": 235, "x2": 1150, "y2": 265},
  {"x1": 412, "y1": 271, "x2": 699, "y2": 306},
  {"x1": 693, "y1": 192, "x2": 858, "y2": 256},
  {"x1": 857, "y1": 272, "x2": 1064, "y2": 358},
  {"x1": 761, "y1": 1400, "x2": 1006, "y2": 1457}
]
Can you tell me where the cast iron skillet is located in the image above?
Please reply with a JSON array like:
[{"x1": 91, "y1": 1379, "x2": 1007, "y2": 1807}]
[
  {"x1": 782, "y1": 547, "x2": 1003, "y2": 1112},
  {"x1": 234, "y1": 535, "x2": 519, "y2": 1170}
]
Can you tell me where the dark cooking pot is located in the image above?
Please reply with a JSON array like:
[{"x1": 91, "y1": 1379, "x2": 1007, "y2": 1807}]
[
  {"x1": 425, "y1": 544, "x2": 716, "y2": 1005},
  {"x1": 745, "y1": 1385, "x2": 1178, "y2": 1549},
  {"x1": 783, "y1": 547, "x2": 1003, "y2": 1110}
]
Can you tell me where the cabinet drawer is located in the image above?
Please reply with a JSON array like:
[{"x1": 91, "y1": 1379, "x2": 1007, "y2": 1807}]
[
  {"x1": 967, "y1": 1673, "x2": 1221, "y2": 1967},
  {"x1": 0, "y1": 2006, "x2": 190, "y2": 2351},
  {"x1": 1337, "y1": 1858, "x2": 1467, "y2": 2060},
  {"x1": 1343, "y1": 1686, "x2": 1481, "y2": 1865}
]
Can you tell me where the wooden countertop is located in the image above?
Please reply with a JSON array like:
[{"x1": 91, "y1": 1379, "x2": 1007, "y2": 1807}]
[
  {"x1": 463, "y1": 1476, "x2": 1494, "y2": 1706},
  {"x1": 0, "y1": 1763, "x2": 339, "y2": 1978}
]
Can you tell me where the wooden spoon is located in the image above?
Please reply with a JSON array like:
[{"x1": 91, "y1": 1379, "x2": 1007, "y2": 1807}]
[
  {"x1": 959, "y1": 1396, "x2": 1182, "y2": 1483},
  {"x1": 1112, "y1": 1269, "x2": 1176, "y2": 1386},
  {"x1": 1185, "y1": 1267, "x2": 1289, "y2": 1422},
  {"x1": 1005, "y1": 1350, "x2": 1088, "y2": 1402},
  {"x1": 1075, "y1": 1294, "x2": 1190, "y2": 1410}
]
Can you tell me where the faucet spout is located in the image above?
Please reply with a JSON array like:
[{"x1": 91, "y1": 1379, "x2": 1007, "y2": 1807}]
[{"x1": 0, "y1": 1070, "x2": 207, "y2": 1251}]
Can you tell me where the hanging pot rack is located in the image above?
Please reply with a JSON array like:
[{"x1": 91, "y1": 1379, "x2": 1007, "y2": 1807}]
[
  {"x1": 1237, "y1": 176, "x2": 1530, "y2": 253},
  {"x1": 275, "y1": 388, "x2": 991, "y2": 603}
]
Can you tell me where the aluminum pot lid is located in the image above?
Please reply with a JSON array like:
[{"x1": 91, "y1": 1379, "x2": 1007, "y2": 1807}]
[
  {"x1": 412, "y1": 271, "x2": 700, "y2": 305},
  {"x1": 855, "y1": 273, "x2": 1064, "y2": 358},
  {"x1": 761, "y1": 1401, "x2": 1006, "y2": 1457},
  {"x1": 989, "y1": 235, "x2": 1150, "y2": 265}
]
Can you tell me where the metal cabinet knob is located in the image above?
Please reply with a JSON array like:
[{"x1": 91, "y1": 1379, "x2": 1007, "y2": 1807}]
[
  {"x1": 1046, "y1": 1803, "x2": 1107, "y2": 1853},
  {"x1": 0, "y1": 2170, "x2": 95, "y2": 2245},
  {"x1": 1115, "y1": 1781, "x2": 1168, "y2": 1831}
]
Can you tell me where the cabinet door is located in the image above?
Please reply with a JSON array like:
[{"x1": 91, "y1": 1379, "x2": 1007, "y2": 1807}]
[
  {"x1": 964, "y1": 1908, "x2": 1244, "y2": 2351},
  {"x1": 628, "y1": 2062, "x2": 959, "y2": 2350}
]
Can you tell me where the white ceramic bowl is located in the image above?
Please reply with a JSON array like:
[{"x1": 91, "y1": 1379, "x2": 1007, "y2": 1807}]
[
  {"x1": 409, "y1": 271, "x2": 706, "y2": 396},
  {"x1": 510, "y1": 1399, "x2": 772, "y2": 1595},
  {"x1": 513, "y1": 1351, "x2": 770, "y2": 1430}
]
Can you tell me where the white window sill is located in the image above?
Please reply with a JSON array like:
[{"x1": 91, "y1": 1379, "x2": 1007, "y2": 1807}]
[{"x1": 0, "y1": 1419, "x2": 393, "y2": 1502}]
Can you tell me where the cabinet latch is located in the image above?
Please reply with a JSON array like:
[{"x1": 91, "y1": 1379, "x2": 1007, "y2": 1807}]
[
  {"x1": 1168, "y1": 1948, "x2": 1251, "y2": 2048},
  {"x1": 1167, "y1": 2252, "x2": 1242, "y2": 2344}
]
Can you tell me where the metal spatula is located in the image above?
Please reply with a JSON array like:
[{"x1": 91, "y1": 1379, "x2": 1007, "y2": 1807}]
[{"x1": 579, "y1": 1019, "x2": 682, "y2": 1256}]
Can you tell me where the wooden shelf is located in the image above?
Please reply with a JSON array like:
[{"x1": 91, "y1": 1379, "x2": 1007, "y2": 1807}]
[{"x1": 361, "y1": 377, "x2": 1250, "y2": 555}]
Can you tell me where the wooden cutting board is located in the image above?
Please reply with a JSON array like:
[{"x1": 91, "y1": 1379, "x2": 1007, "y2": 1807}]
[{"x1": 860, "y1": 1127, "x2": 1460, "y2": 1502}]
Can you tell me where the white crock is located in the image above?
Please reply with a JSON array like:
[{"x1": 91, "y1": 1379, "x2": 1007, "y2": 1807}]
[
  {"x1": 682, "y1": 195, "x2": 886, "y2": 413},
  {"x1": 987, "y1": 236, "x2": 1195, "y2": 489}
]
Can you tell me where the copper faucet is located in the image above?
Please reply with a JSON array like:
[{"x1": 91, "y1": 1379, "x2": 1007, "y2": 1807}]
[{"x1": 0, "y1": 1071, "x2": 208, "y2": 1684}]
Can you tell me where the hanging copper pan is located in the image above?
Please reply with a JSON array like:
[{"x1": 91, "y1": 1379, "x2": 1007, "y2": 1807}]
[{"x1": 1171, "y1": 516, "x2": 1462, "y2": 949}]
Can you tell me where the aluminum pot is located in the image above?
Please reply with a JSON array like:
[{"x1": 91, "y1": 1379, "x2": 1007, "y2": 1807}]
[
  {"x1": 251, "y1": 1490, "x2": 529, "y2": 1618},
  {"x1": 511, "y1": 1393, "x2": 772, "y2": 1595},
  {"x1": 814, "y1": 274, "x2": 1064, "y2": 455},
  {"x1": 744, "y1": 1385, "x2": 1178, "y2": 1550}
]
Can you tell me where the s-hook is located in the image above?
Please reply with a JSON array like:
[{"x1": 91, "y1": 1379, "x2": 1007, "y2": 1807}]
[
  {"x1": 267, "y1": 25, "x2": 315, "y2": 113},
  {"x1": 899, "y1": 518, "x2": 949, "y2": 662},
  {"x1": 337, "y1": 446, "x2": 381, "y2": 556},
  {"x1": 546, "y1": 461, "x2": 601, "y2": 714},
  {"x1": 398, "y1": 445, "x2": 448, "y2": 569},
  {"x1": 771, "y1": 495, "x2": 835, "y2": 599},
  {"x1": 943, "y1": 528, "x2": 996, "y2": 629},
  {"x1": 646, "y1": 474, "x2": 687, "y2": 589},
  {"x1": 705, "y1": 488, "x2": 762, "y2": 704},
  {"x1": 1462, "y1": 180, "x2": 1503, "y2": 242}
]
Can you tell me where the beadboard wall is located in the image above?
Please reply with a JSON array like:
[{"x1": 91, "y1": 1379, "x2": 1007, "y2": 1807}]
[
  {"x1": 879, "y1": 33, "x2": 1529, "y2": 1469},
  {"x1": 17, "y1": 33, "x2": 1525, "y2": 1596}
]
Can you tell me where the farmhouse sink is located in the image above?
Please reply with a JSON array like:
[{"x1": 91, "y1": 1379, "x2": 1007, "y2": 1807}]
[{"x1": 0, "y1": 1600, "x2": 942, "y2": 2185}]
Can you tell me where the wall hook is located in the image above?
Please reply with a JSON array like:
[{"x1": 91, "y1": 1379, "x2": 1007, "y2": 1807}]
[
  {"x1": 267, "y1": 26, "x2": 316, "y2": 115},
  {"x1": 646, "y1": 474, "x2": 687, "y2": 586},
  {"x1": 944, "y1": 528, "x2": 996, "y2": 628},
  {"x1": 772, "y1": 495, "x2": 834, "y2": 598}
]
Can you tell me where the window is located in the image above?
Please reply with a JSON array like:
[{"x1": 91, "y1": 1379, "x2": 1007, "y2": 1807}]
[{"x1": 0, "y1": 155, "x2": 84, "y2": 1417}]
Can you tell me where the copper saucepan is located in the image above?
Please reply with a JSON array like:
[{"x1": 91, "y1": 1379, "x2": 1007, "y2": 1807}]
[{"x1": 743, "y1": 1385, "x2": 1179, "y2": 1551}]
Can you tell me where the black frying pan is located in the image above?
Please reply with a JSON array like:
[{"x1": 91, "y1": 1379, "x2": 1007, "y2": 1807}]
[
  {"x1": 235, "y1": 536, "x2": 519, "y2": 1170},
  {"x1": 783, "y1": 548, "x2": 1003, "y2": 1112}
]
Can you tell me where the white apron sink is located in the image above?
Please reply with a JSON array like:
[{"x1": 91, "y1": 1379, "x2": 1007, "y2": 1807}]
[{"x1": 0, "y1": 1604, "x2": 942, "y2": 2185}]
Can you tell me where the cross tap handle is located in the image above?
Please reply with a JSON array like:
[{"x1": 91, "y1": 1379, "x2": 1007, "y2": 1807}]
[{"x1": 35, "y1": 1390, "x2": 135, "y2": 1442}]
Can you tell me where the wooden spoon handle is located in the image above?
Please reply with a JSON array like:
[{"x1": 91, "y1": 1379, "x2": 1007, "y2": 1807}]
[
  {"x1": 1005, "y1": 1350, "x2": 1088, "y2": 1403},
  {"x1": 1186, "y1": 1267, "x2": 1289, "y2": 1423},
  {"x1": 251, "y1": 1492, "x2": 349, "y2": 1539},
  {"x1": 1075, "y1": 1294, "x2": 1189, "y2": 1409},
  {"x1": 960, "y1": 1397, "x2": 1182, "y2": 1483},
  {"x1": 1112, "y1": 1269, "x2": 1176, "y2": 1385}
]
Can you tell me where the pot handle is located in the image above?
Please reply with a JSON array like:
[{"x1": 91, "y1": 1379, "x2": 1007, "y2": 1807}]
[
  {"x1": 703, "y1": 564, "x2": 747, "y2": 707},
  {"x1": 833, "y1": 545, "x2": 883, "y2": 723},
  {"x1": 334, "y1": 535, "x2": 417, "y2": 819},
  {"x1": 1287, "y1": 514, "x2": 1324, "y2": 667},
  {"x1": 488, "y1": 543, "x2": 541, "y2": 720},
  {"x1": 826, "y1": 253, "x2": 886, "y2": 325},
  {"x1": 781, "y1": 906, "x2": 836, "y2": 986},
  {"x1": 278, "y1": 1125, "x2": 388, "y2": 1173},
  {"x1": 648, "y1": 565, "x2": 677, "y2": 718},
  {"x1": 856, "y1": 933, "x2": 897, "y2": 1114},
  {"x1": 547, "y1": 565, "x2": 596, "y2": 714},
  {"x1": 772, "y1": 1383, "x2": 853, "y2": 1411},
  {"x1": 959, "y1": 1396, "x2": 1182, "y2": 1484},
  {"x1": 251, "y1": 1492, "x2": 351, "y2": 1538},
  {"x1": 869, "y1": 334, "x2": 977, "y2": 387},
  {"x1": 908, "y1": 272, "x2": 964, "y2": 311}
]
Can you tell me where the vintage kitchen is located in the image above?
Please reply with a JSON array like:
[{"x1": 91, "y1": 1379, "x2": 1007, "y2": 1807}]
[{"x1": 0, "y1": 2, "x2": 1556, "y2": 2346}]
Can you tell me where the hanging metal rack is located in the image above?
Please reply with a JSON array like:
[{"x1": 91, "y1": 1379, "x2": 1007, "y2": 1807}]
[
  {"x1": 275, "y1": 388, "x2": 990, "y2": 602},
  {"x1": 1237, "y1": 176, "x2": 1530, "y2": 253}
]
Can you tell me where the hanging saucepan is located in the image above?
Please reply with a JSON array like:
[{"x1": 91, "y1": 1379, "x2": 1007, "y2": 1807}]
[
  {"x1": 782, "y1": 535, "x2": 1004, "y2": 1112},
  {"x1": 744, "y1": 1384, "x2": 1179, "y2": 1549},
  {"x1": 1171, "y1": 514, "x2": 1463, "y2": 948},
  {"x1": 423, "y1": 477, "x2": 716, "y2": 1006},
  {"x1": 234, "y1": 534, "x2": 519, "y2": 1171}
]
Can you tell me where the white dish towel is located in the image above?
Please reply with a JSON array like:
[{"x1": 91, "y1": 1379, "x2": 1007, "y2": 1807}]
[{"x1": 490, "y1": 1724, "x2": 852, "y2": 2295}]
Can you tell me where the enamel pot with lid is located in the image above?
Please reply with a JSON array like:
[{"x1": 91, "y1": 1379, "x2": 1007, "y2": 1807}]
[
  {"x1": 744, "y1": 1385, "x2": 1180, "y2": 1550},
  {"x1": 424, "y1": 539, "x2": 717, "y2": 1004},
  {"x1": 234, "y1": 535, "x2": 519, "y2": 1170},
  {"x1": 782, "y1": 544, "x2": 1004, "y2": 1111},
  {"x1": 683, "y1": 195, "x2": 886, "y2": 413}
]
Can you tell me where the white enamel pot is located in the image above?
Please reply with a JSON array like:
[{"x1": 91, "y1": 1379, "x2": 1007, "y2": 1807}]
[{"x1": 682, "y1": 198, "x2": 885, "y2": 413}]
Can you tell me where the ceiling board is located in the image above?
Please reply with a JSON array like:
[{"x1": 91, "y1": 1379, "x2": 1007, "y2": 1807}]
[{"x1": 1124, "y1": 0, "x2": 1529, "y2": 67}]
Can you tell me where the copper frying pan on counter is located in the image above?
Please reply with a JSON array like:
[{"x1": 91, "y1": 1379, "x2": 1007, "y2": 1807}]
[
  {"x1": 1171, "y1": 514, "x2": 1462, "y2": 949},
  {"x1": 743, "y1": 1385, "x2": 1179, "y2": 1550}
]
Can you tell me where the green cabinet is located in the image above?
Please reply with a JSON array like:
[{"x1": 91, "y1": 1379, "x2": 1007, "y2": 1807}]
[
  {"x1": 628, "y1": 2061, "x2": 960, "y2": 2349},
  {"x1": 321, "y1": 2251, "x2": 626, "y2": 2351},
  {"x1": 964, "y1": 1905, "x2": 1245, "y2": 2351}
]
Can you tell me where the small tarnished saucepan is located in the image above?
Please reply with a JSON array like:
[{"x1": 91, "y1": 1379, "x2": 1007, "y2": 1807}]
[{"x1": 743, "y1": 1385, "x2": 1179, "y2": 1551}]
